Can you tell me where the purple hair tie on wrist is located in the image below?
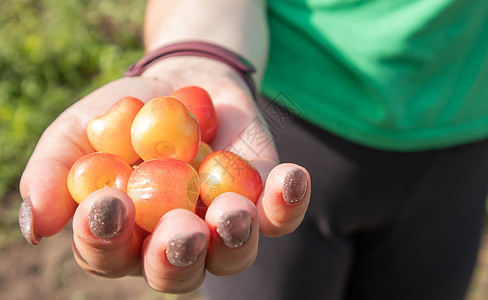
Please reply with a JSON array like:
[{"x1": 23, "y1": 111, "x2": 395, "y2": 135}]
[{"x1": 124, "y1": 41, "x2": 257, "y2": 99}]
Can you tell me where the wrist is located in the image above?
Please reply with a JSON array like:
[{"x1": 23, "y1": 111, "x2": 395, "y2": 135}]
[
  {"x1": 142, "y1": 56, "x2": 242, "y2": 87},
  {"x1": 125, "y1": 41, "x2": 258, "y2": 99}
]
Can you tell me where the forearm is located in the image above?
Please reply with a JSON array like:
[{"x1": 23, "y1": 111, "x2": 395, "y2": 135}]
[{"x1": 143, "y1": 0, "x2": 269, "y2": 81}]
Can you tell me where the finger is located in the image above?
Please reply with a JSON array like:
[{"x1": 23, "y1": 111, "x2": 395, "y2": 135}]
[
  {"x1": 142, "y1": 209, "x2": 209, "y2": 294},
  {"x1": 19, "y1": 112, "x2": 91, "y2": 244},
  {"x1": 205, "y1": 192, "x2": 259, "y2": 276},
  {"x1": 257, "y1": 163, "x2": 311, "y2": 237},
  {"x1": 72, "y1": 188, "x2": 145, "y2": 278}
]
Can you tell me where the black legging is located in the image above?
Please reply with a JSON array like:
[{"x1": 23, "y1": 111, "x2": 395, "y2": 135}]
[{"x1": 202, "y1": 96, "x2": 488, "y2": 300}]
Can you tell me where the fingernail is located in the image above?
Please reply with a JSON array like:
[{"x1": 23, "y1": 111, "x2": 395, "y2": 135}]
[
  {"x1": 18, "y1": 196, "x2": 42, "y2": 245},
  {"x1": 217, "y1": 210, "x2": 252, "y2": 248},
  {"x1": 166, "y1": 232, "x2": 206, "y2": 267},
  {"x1": 282, "y1": 168, "x2": 308, "y2": 204},
  {"x1": 88, "y1": 196, "x2": 127, "y2": 239}
]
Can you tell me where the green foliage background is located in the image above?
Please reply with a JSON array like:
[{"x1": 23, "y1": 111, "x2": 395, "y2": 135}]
[{"x1": 0, "y1": 0, "x2": 146, "y2": 200}]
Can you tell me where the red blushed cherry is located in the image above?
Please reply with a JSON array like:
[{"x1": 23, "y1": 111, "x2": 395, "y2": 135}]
[
  {"x1": 131, "y1": 96, "x2": 200, "y2": 163},
  {"x1": 198, "y1": 150, "x2": 263, "y2": 207},
  {"x1": 67, "y1": 152, "x2": 133, "y2": 204},
  {"x1": 189, "y1": 142, "x2": 213, "y2": 171},
  {"x1": 87, "y1": 97, "x2": 144, "y2": 165},
  {"x1": 170, "y1": 86, "x2": 218, "y2": 143},
  {"x1": 127, "y1": 158, "x2": 200, "y2": 233},
  {"x1": 195, "y1": 197, "x2": 208, "y2": 219}
]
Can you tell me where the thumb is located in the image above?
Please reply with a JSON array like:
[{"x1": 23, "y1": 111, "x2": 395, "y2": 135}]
[{"x1": 19, "y1": 112, "x2": 89, "y2": 244}]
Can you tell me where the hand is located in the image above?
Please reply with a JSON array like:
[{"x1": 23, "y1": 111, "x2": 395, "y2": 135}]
[{"x1": 18, "y1": 58, "x2": 311, "y2": 293}]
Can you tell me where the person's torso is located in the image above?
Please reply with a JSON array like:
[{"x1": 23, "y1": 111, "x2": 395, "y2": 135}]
[{"x1": 262, "y1": 0, "x2": 488, "y2": 151}]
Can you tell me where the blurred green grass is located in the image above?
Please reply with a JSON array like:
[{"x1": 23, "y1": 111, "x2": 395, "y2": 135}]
[
  {"x1": 0, "y1": 0, "x2": 145, "y2": 249},
  {"x1": 0, "y1": 0, "x2": 145, "y2": 201}
]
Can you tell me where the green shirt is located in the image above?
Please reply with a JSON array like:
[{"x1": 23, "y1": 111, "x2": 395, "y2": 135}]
[{"x1": 262, "y1": 0, "x2": 488, "y2": 151}]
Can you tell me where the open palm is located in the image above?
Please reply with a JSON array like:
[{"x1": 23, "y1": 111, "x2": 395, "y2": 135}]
[{"x1": 19, "y1": 68, "x2": 310, "y2": 293}]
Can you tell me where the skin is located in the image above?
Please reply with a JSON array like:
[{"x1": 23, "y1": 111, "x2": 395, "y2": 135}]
[{"x1": 19, "y1": 0, "x2": 311, "y2": 293}]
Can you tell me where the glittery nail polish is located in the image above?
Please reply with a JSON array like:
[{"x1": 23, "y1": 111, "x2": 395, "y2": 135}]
[
  {"x1": 18, "y1": 196, "x2": 42, "y2": 245},
  {"x1": 88, "y1": 196, "x2": 127, "y2": 239},
  {"x1": 166, "y1": 232, "x2": 206, "y2": 267},
  {"x1": 282, "y1": 168, "x2": 308, "y2": 204},
  {"x1": 217, "y1": 210, "x2": 252, "y2": 248}
]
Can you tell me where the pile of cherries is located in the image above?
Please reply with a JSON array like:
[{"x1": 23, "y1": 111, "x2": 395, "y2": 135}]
[{"x1": 67, "y1": 86, "x2": 262, "y2": 233}]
